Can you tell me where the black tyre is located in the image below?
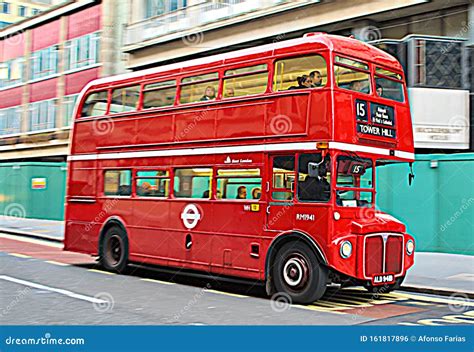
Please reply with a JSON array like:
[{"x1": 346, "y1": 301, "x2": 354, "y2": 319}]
[
  {"x1": 364, "y1": 276, "x2": 405, "y2": 294},
  {"x1": 272, "y1": 241, "x2": 328, "y2": 304},
  {"x1": 99, "y1": 226, "x2": 129, "y2": 273}
]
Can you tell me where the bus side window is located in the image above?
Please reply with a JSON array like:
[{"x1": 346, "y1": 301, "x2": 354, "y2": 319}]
[
  {"x1": 180, "y1": 73, "x2": 219, "y2": 104},
  {"x1": 223, "y1": 64, "x2": 268, "y2": 98},
  {"x1": 110, "y1": 85, "x2": 140, "y2": 114},
  {"x1": 273, "y1": 55, "x2": 327, "y2": 91},
  {"x1": 81, "y1": 91, "x2": 108, "y2": 117},
  {"x1": 271, "y1": 156, "x2": 295, "y2": 200},
  {"x1": 104, "y1": 170, "x2": 132, "y2": 196},
  {"x1": 216, "y1": 168, "x2": 262, "y2": 200},
  {"x1": 174, "y1": 168, "x2": 212, "y2": 199},
  {"x1": 136, "y1": 170, "x2": 170, "y2": 197},
  {"x1": 143, "y1": 80, "x2": 177, "y2": 109}
]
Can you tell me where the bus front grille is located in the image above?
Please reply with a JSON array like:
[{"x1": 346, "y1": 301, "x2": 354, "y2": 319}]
[{"x1": 364, "y1": 234, "x2": 403, "y2": 278}]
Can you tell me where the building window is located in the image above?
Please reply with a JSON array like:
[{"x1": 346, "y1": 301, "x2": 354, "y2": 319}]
[
  {"x1": 29, "y1": 99, "x2": 56, "y2": 132},
  {"x1": 18, "y1": 5, "x2": 26, "y2": 17},
  {"x1": 1, "y1": 2, "x2": 10, "y2": 14},
  {"x1": 0, "y1": 107, "x2": 21, "y2": 135},
  {"x1": 62, "y1": 94, "x2": 79, "y2": 127},
  {"x1": 31, "y1": 8, "x2": 40, "y2": 16},
  {"x1": 64, "y1": 32, "x2": 100, "y2": 71},
  {"x1": 30, "y1": 45, "x2": 59, "y2": 80},
  {"x1": 145, "y1": 0, "x2": 187, "y2": 19},
  {"x1": 0, "y1": 57, "x2": 24, "y2": 88}
]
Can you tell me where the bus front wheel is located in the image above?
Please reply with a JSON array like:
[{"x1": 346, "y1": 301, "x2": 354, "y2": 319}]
[
  {"x1": 272, "y1": 242, "x2": 327, "y2": 304},
  {"x1": 99, "y1": 226, "x2": 129, "y2": 273}
]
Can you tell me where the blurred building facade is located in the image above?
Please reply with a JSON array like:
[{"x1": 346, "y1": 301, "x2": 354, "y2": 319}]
[
  {"x1": 124, "y1": 0, "x2": 473, "y2": 152},
  {"x1": 0, "y1": 0, "x2": 65, "y2": 28},
  {"x1": 0, "y1": 0, "x2": 127, "y2": 161}
]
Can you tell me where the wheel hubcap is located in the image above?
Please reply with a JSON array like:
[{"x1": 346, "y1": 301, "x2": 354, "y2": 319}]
[
  {"x1": 282, "y1": 254, "x2": 309, "y2": 289},
  {"x1": 106, "y1": 235, "x2": 122, "y2": 266}
]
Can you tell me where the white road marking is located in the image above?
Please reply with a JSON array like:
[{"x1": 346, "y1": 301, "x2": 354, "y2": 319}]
[
  {"x1": 140, "y1": 278, "x2": 175, "y2": 285},
  {"x1": 0, "y1": 233, "x2": 63, "y2": 248},
  {"x1": 203, "y1": 289, "x2": 248, "y2": 298},
  {"x1": 8, "y1": 253, "x2": 31, "y2": 259},
  {"x1": 88, "y1": 269, "x2": 115, "y2": 275},
  {"x1": 0, "y1": 275, "x2": 107, "y2": 304},
  {"x1": 45, "y1": 260, "x2": 69, "y2": 267}
]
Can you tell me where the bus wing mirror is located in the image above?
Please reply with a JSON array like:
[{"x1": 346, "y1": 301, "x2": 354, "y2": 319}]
[
  {"x1": 408, "y1": 162, "x2": 415, "y2": 186},
  {"x1": 308, "y1": 162, "x2": 319, "y2": 177}
]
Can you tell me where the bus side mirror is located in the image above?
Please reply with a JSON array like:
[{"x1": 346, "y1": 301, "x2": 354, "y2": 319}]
[
  {"x1": 308, "y1": 162, "x2": 319, "y2": 177},
  {"x1": 408, "y1": 162, "x2": 415, "y2": 186}
]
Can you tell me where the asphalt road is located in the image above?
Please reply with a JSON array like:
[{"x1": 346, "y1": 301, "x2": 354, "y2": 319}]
[{"x1": 1, "y1": 233, "x2": 473, "y2": 326}]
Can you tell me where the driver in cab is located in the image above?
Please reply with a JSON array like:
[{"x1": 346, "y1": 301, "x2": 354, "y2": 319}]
[{"x1": 299, "y1": 159, "x2": 330, "y2": 202}]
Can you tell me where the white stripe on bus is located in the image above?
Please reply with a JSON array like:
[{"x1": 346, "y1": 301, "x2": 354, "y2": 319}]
[{"x1": 67, "y1": 142, "x2": 414, "y2": 161}]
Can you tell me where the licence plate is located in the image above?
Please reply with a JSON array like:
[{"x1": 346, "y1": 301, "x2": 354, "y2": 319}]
[{"x1": 371, "y1": 273, "x2": 395, "y2": 285}]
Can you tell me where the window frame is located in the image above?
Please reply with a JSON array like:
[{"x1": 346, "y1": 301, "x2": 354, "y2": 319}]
[
  {"x1": 135, "y1": 169, "x2": 170, "y2": 198},
  {"x1": 179, "y1": 72, "x2": 220, "y2": 105},
  {"x1": 172, "y1": 167, "x2": 213, "y2": 199},
  {"x1": 103, "y1": 169, "x2": 133, "y2": 197},
  {"x1": 222, "y1": 63, "x2": 269, "y2": 99},
  {"x1": 272, "y1": 53, "x2": 329, "y2": 92},
  {"x1": 215, "y1": 167, "x2": 262, "y2": 201},
  {"x1": 142, "y1": 79, "x2": 178, "y2": 110},
  {"x1": 374, "y1": 66, "x2": 406, "y2": 103},
  {"x1": 333, "y1": 54, "x2": 372, "y2": 95}
]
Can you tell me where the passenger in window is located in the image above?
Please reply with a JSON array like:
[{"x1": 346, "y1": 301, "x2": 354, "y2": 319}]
[
  {"x1": 376, "y1": 84, "x2": 383, "y2": 97},
  {"x1": 309, "y1": 71, "x2": 322, "y2": 87},
  {"x1": 236, "y1": 186, "x2": 247, "y2": 199},
  {"x1": 225, "y1": 88, "x2": 235, "y2": 98},
  {"x1": 350, "y1": 80, "x2": 364, "y2": 92},
  {"x1": 139, "y1": 182, "x2": 152, "y2": 196},
  {"x1": 251, "y1": 187, "x2": 261, "y2": 199},
  {"x1": 200, "y1": 86, "x2": 216, "y2": 101},
  {"x1": 289, "y1": 75, "x2": 312, "y2": 90},
  {"x1": 202, "y1": 190, "x2": 210, "y2": 198}
]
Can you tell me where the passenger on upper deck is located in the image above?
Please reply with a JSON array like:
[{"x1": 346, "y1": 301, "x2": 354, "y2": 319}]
[
  {"x1": 376, "y1": 84, "x2": 383, "y2": 97},
  {"x1": 309, "y1": 71, "x2": 322, "y2": 87},
  {"x1": 225, "y1": 87, "x2": 235, "y2": 98},
  {"x1": 288, "y1": 75, "x2": 312, "y2": 90},
  {"x1": 200, "y1": 86, "x2": 216, "y2": 101}
]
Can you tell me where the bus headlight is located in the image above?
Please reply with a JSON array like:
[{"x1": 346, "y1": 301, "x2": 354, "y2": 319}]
[
  {"x1": 406, "y1": 240, "x2": 414, "y2": 255},
  {"x1": 340, "y1": 241, "x2": 352, "y2": 259}
]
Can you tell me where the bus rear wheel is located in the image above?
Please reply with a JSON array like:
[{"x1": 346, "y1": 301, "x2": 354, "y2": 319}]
[
  {"x1": 99, "y1": 226, "x2": 129, "y2": 273},
  {"x1": 272, "y1": 242, "x2": 327, "y2": 304}
]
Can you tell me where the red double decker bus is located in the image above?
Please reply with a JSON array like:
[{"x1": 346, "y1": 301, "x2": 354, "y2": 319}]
[{"x1": 65, "y1": 33, "x2": 415, "y2": 304}]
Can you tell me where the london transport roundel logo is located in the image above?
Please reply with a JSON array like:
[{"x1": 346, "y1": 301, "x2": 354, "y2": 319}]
[{"x1": 180, "y1": 204, "x2": 202, "y2": 229}]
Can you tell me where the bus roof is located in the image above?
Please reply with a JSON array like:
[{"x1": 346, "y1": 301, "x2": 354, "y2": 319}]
[{"x1": 84, "y1": 33, "x2": 402, "y2": 91}]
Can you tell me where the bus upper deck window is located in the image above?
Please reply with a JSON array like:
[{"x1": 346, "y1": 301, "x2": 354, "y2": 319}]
[
  {"x1": 334, "y1": 56, "x2": 371, "y2": 94},
  {"x1": 143, "y1": 80, "x2": 177, "y2": 109},
  {"x1": 180, "y1": 73, "x2": 219, "y2": 104},
  {"x1": 110, "y1": 85, "x2": 140, "y2": 114},
  {"x1": 223, "y1": 64, "x2": 268, "y2": 98},
  {"x1": 81, "y1": 91, "x2": 108, "y2": 117},
  {"x1": 375, "y1": 67, "x2": 405, "y2": 103},
  {"x1": 273, "y1": 55, "x2": 327, "y2": 91}
]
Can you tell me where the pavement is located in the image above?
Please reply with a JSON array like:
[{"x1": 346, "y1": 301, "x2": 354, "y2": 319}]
[
  {"x1": 0, "y1": 215, "x2": 472, "y2": 297},
  {"x1": 1, "y1": 234, "x2": 473, "y2": 325}
]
